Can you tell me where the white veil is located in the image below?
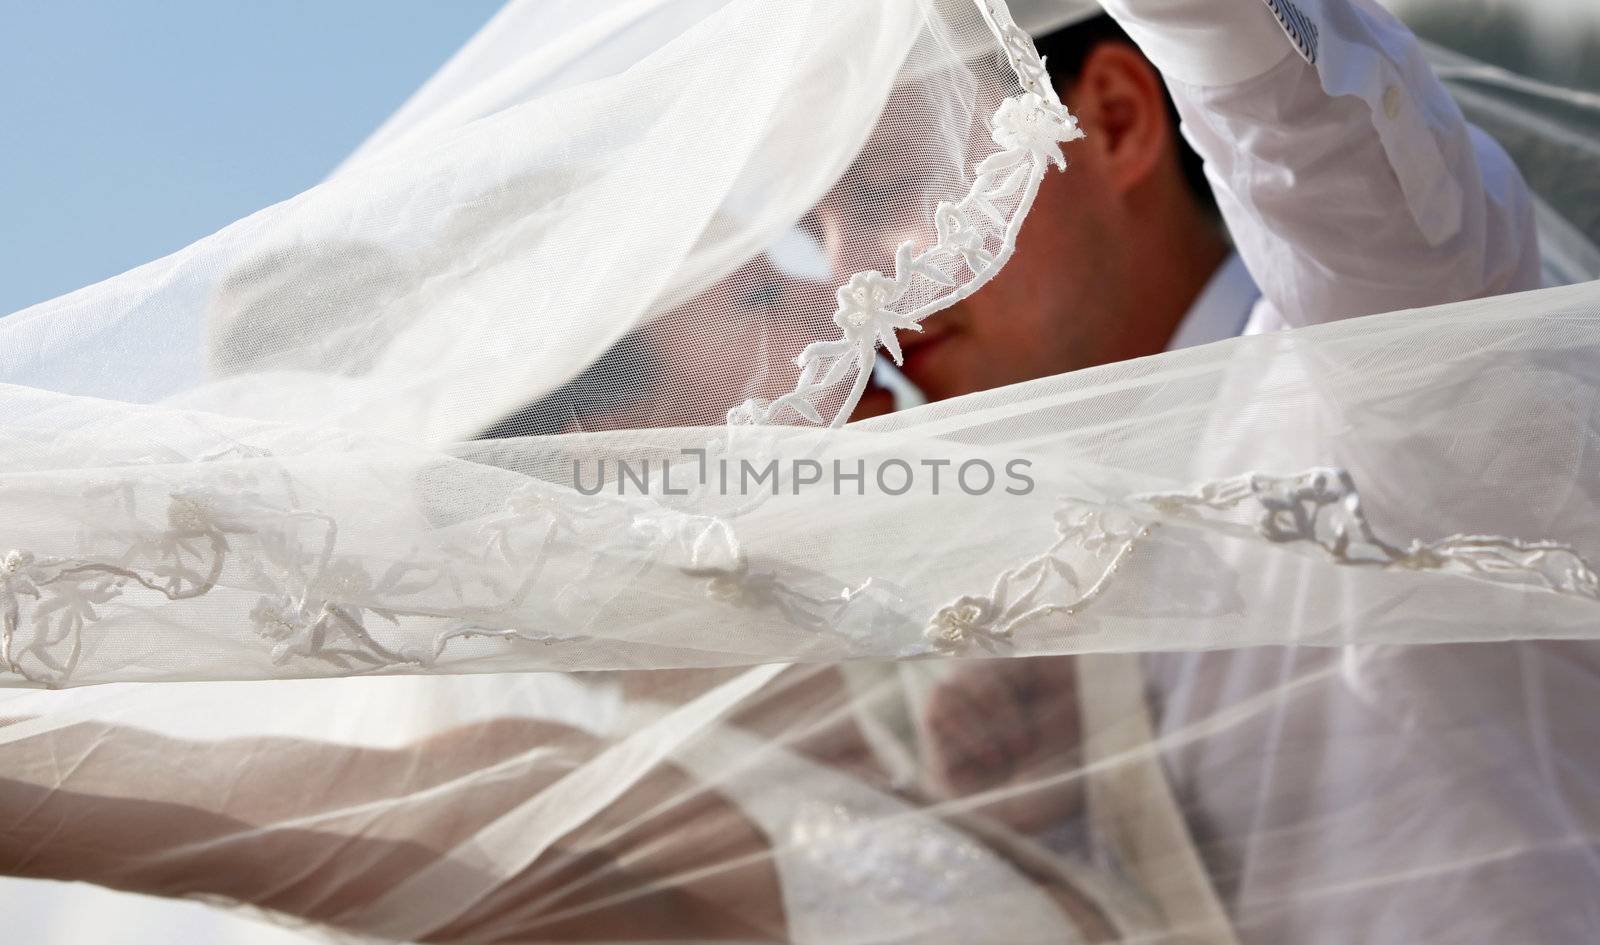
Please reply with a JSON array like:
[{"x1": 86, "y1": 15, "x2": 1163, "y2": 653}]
[{"x1": 2, "y1": 1, "x2": 1600, "y2": 942}]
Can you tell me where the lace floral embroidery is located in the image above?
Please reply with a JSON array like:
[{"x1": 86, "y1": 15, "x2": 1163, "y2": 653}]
[
  {"x1": 924, "y1": 508, "x2": 1151, "y2": 654},
  {"x1": 6, "y1": 465, "x2": 1597, "y2": 681},
  {"x1": 0, "y1": 468, "x2": 742, "y2": 686},
  {"x1": 1135, "y1": 467, "x2": 1600, "y2": 596},
  {"x1": 925, "y1": 467, "x2": 1600, "y2": 654}
]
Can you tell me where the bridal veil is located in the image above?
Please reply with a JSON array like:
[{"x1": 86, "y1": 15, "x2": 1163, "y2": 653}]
[{"x1": 2, "y1": 0, "x2": 1599, "y2": 941}]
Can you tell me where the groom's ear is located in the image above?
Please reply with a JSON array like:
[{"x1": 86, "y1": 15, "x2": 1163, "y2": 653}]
[{"x1": 1060, "y1": 41, "x2": 1170, "y2": 198}]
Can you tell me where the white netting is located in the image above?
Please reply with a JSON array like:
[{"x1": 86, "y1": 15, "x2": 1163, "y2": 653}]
[{"x1": 2, "y1": 2, "x2": 1600, "y2": 943}]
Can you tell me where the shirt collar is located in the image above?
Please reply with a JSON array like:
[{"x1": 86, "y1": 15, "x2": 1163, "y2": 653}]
[{"x1": 1165, "y1": 251, "x2": 1260, "y2": 352}]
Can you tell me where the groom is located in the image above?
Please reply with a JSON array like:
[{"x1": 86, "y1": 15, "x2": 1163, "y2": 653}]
[
  {"x1": 887, "y1": 0, "x2": 1535, "y2": 402},
  {"x1": 914, "y1": 2, "x2": 1584, "y2": 944}
]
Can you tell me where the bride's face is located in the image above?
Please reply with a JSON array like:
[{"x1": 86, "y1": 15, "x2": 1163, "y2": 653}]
[
  {"x1": 519, "y1": 249, "x2": 839, "y2": 434},
  {"x1": 654, "y1": 251, "x2": 840, "y2": 423}
]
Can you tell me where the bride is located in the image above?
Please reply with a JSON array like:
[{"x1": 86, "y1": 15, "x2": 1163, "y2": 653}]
[{"x1": 0, "y1": 145, "x2": 1211, "y2": 938}]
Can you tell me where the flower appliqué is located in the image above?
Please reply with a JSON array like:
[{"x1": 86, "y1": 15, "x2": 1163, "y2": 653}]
[
  {"x1": 934, "y1": 202, "x2": 996, "y2": 277},
  {"x1": 990, "y1": 92, "x2": 1081, "y2": 170},
  {"x1": 925, "y1": 596, "x2": 1004, "y2": 654},
  {"x1": 834, "y1": 271, "x2": 921, "y2": 364}
]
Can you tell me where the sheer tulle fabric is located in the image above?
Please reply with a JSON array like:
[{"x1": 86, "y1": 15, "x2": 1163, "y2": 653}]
[{"x1": 2, "y1": 1, "x2": 1599, "y2": 943}]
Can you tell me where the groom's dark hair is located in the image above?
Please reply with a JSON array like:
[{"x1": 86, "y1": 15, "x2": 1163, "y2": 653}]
[{"x1": 1034, "y1": 14, "x2": 1220, "y2": 220}]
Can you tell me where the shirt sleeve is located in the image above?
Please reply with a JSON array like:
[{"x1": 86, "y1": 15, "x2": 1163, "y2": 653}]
[
  {"x1": 1105, "y1": 6, "x2": 1571, "y2": 943},
  {"x1": 1098, "y1": 0, "x2": 1542, "y2": 329}
]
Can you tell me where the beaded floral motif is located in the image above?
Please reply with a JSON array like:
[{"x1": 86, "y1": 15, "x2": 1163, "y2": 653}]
[
  {"x1": 0, "y1": 465, "x2": 755, "y2": 686},
  {"x1": 834, "y1": 271, "x2": 923, "y2": 364},
  {"x1": 6, "y1": 462, "x2": 1597, "y2": 679},
  {"x1": 924, "y1": 467, "x2": 1600, "y2": 654},
  {"x1": 1134, "y1": 467, "x2": 1600, "y2": 596},
  {"x1": 925, "y1": 597, "x2": 1002, "y2": 653},
  {"x1": 923, "y1": 507, "x2": 1151, "y2": 654},
  {"x1": 991, "y1": 92, "x2": 1077, "y2": 169}
]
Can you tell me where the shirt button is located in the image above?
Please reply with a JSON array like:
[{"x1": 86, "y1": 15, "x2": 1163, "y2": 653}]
[{"x1": 1382, "y1": 85, "x2": 1402, "y2": 120}]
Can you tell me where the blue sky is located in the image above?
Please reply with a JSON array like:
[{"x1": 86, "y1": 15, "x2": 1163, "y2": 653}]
[{"x1": 0, "y1": 2, "x2": 504, "y2": 315}]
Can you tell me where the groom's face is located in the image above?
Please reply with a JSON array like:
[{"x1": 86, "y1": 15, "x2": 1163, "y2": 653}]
[
  {"x1": 806, "y1": 81, "x2": 1116, "y2": 406},
  {"x1": 812, "y1": 125, "x2": 1124, "y2": 406},
  {"x1": 819, "y1": 107, "x2": 1141, "y2": 406},
  {"x1": 823, "y1": 50, "x2": 1186, "y2": 405},
  {"x1": 888, "y1": 155, "x2": 1121, "y2": 402}
]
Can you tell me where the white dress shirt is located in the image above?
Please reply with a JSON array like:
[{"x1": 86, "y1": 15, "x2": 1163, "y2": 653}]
[
  {"x1": 1117, "y1": 2, "x2": 1594, "y2": 943},
  {"x1": 1164, "y1": 250, "x2": 1258, "y2": 352}
]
